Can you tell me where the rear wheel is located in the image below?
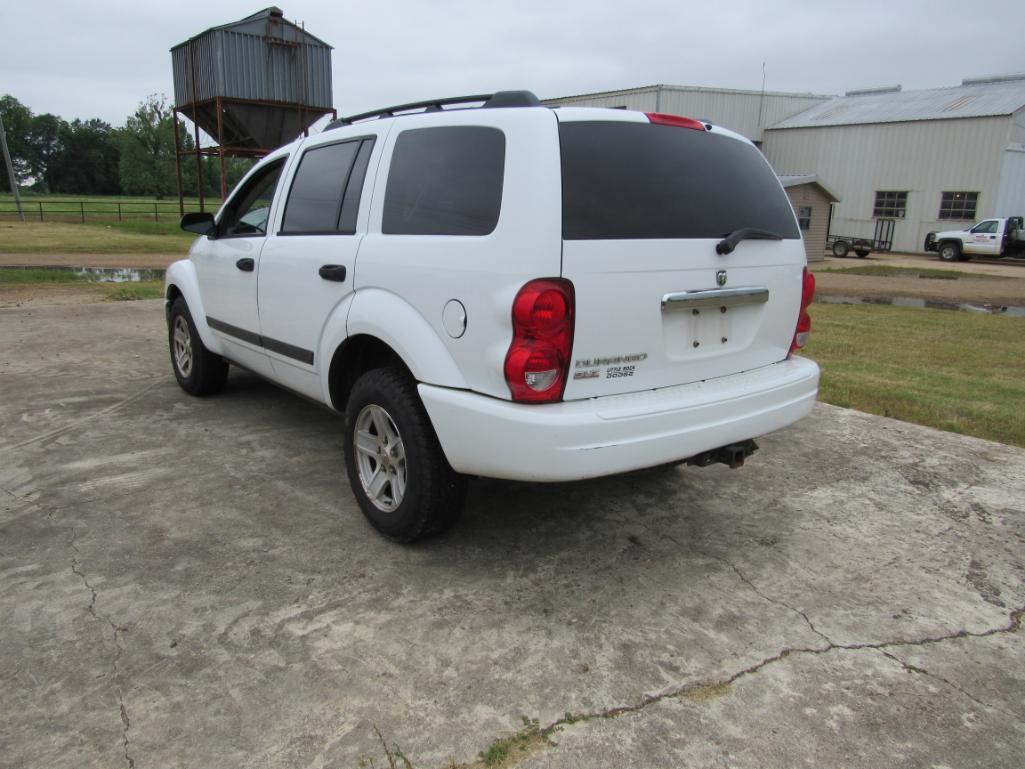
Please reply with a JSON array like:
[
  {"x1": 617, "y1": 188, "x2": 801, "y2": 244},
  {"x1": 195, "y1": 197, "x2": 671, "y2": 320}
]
[
  {"x1": 168, "y1": 297, "x2": 228, "y2": 396},
  {"x1": 832, "y1": 240, "x2": 850, "y2": 258},
  {"x1": 854, "y1": 248, "x2": 870, "y2": 258},
  {"x1": 343, "y1": 367, "x2": 466, "y2": 542},
  {"x1": 938, "y1": 242, "x2": 961, "y2": 262}
]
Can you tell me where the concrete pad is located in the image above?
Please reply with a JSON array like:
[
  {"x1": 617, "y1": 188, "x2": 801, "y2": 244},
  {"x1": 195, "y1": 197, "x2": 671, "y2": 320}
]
[{"x1": 1, "y1": 300, "x2": 1023, "y2": 768}]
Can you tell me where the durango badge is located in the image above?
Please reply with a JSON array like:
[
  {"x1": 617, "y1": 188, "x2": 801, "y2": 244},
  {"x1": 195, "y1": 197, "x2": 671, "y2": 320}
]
[{"x1": 716, "y1": 270, "x2": 728, "y2": 287}]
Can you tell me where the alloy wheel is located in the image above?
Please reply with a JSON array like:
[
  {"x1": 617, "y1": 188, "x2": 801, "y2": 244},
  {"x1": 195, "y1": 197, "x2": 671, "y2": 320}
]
[
  {"x1": 353, "y1": 404, "x2": 407, "y2": 512},
  {"x1": 173, "y1": 315, "x2": 193, "y2": 377}
]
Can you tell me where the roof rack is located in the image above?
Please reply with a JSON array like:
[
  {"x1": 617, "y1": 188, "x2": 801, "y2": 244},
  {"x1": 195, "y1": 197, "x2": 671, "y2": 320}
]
[{"x1": 326, "y1": 90, "x2": 541, "y2": 129}]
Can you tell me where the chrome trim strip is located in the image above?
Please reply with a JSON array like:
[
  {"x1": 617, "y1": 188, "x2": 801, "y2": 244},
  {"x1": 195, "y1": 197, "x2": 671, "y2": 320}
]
[{"x1": 661, "y1": 287, "x2": 770, "y2": 311}]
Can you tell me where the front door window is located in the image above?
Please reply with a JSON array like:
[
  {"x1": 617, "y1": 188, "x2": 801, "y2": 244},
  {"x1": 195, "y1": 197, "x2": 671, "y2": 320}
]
[{"x1": 218, "y1": 160, "x2": 286, "y2": 237}]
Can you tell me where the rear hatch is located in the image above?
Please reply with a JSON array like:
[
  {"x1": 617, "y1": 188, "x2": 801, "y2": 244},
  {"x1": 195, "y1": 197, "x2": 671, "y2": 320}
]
[{"x1": 558, "y1": 112, "x2": 806, "y2": 399}]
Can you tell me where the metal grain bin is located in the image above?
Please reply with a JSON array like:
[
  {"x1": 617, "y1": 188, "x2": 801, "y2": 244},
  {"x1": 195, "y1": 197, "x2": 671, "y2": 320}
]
[{"x1": 171, "y1": 7, "x2": 333, "y2": 150}]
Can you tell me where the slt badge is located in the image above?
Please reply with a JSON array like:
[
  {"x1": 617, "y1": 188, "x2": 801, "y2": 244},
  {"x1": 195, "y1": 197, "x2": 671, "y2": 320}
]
[{"x1": 716, "y1": 270, "x2": 728, "y2": 287}]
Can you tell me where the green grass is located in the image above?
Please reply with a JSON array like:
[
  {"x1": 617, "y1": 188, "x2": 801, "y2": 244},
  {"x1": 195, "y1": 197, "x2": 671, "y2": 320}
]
[
  {"x1": 0, "y1": 267, "x2": 163, "y2": 301},
  {"x1": 0, "y1": 267, "x2": 93, "y2": 284},
  {"x1": 0, "y1": 221, "x2": 193, "y2": 254},
  {"x1": 816, "y1": 264, "x2": 1000, "y2": 280},
  {"x1": 803, "y1": 303, "x2": 1025, "y2": 447},
  {"x1": 0, "y1": 192, "x2": 219, "y2": 252}
]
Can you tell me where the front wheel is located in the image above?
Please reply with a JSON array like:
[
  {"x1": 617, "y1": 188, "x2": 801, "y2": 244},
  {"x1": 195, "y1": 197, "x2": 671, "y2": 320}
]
[
  {"x1": 938, "y1": 242, "x2": 961, "y2": 262},
  {"x1": 831, "y1": 240, "x2": 850, "y2": 258},
  {"x1": 344, "y1": 368, "x2": 466, "y2": 543},
  {"x1": 168, "y1": 297, "x2": 228, "y2": 396}
]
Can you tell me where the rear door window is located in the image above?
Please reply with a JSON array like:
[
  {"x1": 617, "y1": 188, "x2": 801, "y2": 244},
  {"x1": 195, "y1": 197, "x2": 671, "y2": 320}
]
[
  {"x1": 281, "y1": 138, "x2": 375, "y2": 235},
  {"x1": 382, "y1": 126, "x2": 505, "y2": 236},
  {"x1": 559, "y1": 121, "x2": 800, "y2": 240}
]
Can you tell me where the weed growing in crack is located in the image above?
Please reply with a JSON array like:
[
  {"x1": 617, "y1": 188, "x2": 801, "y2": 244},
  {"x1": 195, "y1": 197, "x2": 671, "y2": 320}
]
[
  {"x1": 370, "y1": 724, "x2": 414, "y2": 769},
  {"x1": 478, "y1": 716, "x2": 552, "y2": 767}
]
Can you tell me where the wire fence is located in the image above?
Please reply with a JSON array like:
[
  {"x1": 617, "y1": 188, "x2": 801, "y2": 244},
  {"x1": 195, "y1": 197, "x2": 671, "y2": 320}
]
[{"x1": 0, "y1": 199, "x2": 219, "y2": 223}]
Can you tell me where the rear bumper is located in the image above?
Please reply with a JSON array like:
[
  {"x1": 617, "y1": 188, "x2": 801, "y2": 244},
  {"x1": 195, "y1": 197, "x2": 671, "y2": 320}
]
[{"x1": 419, "y1": 356, "x2": 820, "y2": 482}]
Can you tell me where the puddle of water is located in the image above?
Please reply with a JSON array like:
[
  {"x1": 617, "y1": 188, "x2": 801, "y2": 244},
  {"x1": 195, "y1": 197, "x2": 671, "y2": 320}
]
[
  {"x1": 72, "y1": 267, "x2": 165, "y2": 283},
  {"x1": 2, "y1": 265, "x2": 165, "y2": 283},
  {"x1": 816, "y1": 294, "x2": 1025, "y2": 318}
]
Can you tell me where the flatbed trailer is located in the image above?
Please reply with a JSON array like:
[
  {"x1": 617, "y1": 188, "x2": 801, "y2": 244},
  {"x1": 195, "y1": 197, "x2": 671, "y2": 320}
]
[{"x1": 826, "y1": 218, "x2": 894, "y2": 258}]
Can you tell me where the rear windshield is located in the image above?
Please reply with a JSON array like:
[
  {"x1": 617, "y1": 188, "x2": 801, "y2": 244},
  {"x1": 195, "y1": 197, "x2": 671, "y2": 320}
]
[{"x1": 560, "y1": 121, "x2": 800, "y2": 240}]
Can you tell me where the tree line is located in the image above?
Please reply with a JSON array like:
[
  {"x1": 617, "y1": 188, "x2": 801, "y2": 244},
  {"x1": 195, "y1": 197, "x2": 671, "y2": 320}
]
[{"x1": 0, "y1": 94, "x2": 253, "y2": 198}]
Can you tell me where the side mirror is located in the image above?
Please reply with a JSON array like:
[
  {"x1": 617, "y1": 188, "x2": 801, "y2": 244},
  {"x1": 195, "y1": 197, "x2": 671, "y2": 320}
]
[{"x1": 180, "y1": 211, "x2": 216, "y2": 236}]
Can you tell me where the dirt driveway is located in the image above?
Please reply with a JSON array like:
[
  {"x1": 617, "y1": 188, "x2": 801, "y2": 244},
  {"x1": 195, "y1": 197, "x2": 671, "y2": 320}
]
[
  {"x1": 812, "y1": 252, "x2": 1025, "y2": 305},
  {"x1": 1, "y1": 300, "x2": 1023, "y2": 768}
]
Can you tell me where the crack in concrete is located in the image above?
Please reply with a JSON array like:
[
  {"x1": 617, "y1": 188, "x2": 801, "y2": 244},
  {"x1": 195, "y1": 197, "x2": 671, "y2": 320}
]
[
  {"x1": 878, "y1": 649, "x2": 1025, "y2": 725},
  {"x1": 69, "y1": 528, "x2": 135, "y2": 769},
  {"x1": 696, "y1": 547, "x2": 835, "y2": 645},
  {"x1": 420, "y1": 603, "x2": 1025, "y2": 769},
  {"x1": 631, "y1": 517, "x2": 834, "y2": 646}
]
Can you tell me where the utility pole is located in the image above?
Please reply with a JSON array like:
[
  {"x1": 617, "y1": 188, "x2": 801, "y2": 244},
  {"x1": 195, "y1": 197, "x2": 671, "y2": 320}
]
[
  {"x1": 0, "y1": 113, "x2": 25, "y2": 222},
  {"x1": 756, "y1": 61, "x2": 767, "y2": 136}
]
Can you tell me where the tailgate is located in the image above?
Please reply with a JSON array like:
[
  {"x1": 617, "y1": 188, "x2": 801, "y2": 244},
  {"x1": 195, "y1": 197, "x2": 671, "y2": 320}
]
[{"x1": 557, "y1": 115, "x2": 805, "y2": 399}]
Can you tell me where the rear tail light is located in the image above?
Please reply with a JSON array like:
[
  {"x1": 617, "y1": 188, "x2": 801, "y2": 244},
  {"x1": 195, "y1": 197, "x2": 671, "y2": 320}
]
[
  {"x1": 504, "y1": 278, "x2": 575, "y2": 403},
  {"x1": 645, "y1": 112, "x2": 708, "y2": 131},
  {"x1": 789, "y1": 267, "x2": 816, "y2": 356}
]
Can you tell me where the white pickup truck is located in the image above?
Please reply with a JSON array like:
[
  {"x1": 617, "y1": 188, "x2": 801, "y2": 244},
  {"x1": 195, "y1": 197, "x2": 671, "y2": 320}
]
[{"x1": 925, "y1": 217, "x2": 1025, "y2": 261}]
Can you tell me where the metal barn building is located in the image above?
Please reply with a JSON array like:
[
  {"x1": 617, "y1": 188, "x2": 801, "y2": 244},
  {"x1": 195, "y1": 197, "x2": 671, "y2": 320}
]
[
  {"x1": 547, "y1": 76, "x2": 1025, "y2": 255},
  {"x1": 544, "y1": 84, "x2": 830, "y2": 144},
  {"x1": 764, "y1": 75, "x2": 1025, "y2": 254}
]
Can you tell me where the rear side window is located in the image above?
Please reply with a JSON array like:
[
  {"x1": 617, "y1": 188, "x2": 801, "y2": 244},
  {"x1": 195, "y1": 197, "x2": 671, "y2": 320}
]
[
  {"x1": 281, "y1": 138, "x2": 374, "y2": 234},
  {"x1": 559, "y1": 122, "x2": 799, "y2": 240},
  {"x1": 383, "y1": 126, "x2": 505, "y2": 236}
]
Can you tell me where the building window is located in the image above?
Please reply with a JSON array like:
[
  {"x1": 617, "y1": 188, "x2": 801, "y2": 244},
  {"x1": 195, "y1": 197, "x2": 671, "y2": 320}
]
[
  {"x1": 938, "y1": 191, "x2": 978, "y2": 220},
  {"x1": 797, "y1": 206, "x2": 812, "y2": 231},
  {"x1": 873, "y1": 191, "x2": 907, "y2": 218}
]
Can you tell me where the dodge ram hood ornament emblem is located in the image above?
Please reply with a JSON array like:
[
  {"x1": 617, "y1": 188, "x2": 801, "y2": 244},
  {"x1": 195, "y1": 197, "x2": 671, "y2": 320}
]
[{"x1": 716, "y1": 270, "x2": 728, "y2": 287}]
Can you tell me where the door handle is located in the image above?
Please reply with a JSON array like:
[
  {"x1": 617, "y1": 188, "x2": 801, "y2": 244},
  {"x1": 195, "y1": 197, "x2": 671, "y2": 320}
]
[
  {"x1": 236, "y1": 258, "x2": 255, "y2": 272},
  {"x1": 319, "y1": 264, "x2": 347, "y2": 282}
]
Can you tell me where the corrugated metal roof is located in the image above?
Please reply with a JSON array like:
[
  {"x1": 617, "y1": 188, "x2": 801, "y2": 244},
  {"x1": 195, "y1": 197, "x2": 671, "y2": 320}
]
[
  {"x1": 544, "y1": 83, "x2": 832, "y2": 103},
  {"x1": 171, "y1": 7, "x2": 333, "y2": 51},
  {"x1": 777, "y1": 174, "x2": 839, "y2": 201},
  {"x1": 770, "y1": 77, "x2": 1025, "y2": 129}
]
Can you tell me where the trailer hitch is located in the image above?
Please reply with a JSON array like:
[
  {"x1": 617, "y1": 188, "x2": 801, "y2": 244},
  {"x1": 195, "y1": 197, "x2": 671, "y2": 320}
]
[{"x1": 685, "y1": 440, "x2": 759, "y2": 469}]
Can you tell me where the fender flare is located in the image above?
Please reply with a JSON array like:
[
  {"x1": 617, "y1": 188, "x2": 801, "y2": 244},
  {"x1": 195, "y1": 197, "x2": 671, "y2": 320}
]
[
  {"x1": 164, "y1": 259, "x2": 224, "y2": 356},
  {"x1": 321, "y1": 288, "x2": 468, "y2": 403}
]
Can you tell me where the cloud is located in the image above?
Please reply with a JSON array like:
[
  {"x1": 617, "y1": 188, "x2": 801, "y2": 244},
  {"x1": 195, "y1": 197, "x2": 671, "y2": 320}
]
[{"x1": 3, "y1": 0, "x2": 1022, "y2": 130}]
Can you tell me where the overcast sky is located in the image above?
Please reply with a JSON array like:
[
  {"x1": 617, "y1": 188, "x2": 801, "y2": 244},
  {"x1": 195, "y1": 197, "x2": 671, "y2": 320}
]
[{"x1": 4, "y1": 0, "x2": 1024, "y2": 130}]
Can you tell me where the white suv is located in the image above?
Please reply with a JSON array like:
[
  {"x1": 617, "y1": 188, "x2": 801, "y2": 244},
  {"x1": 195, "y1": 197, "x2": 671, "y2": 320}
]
[{"x1": 166, "y1": 91, "x2": 819, "y2": 542}]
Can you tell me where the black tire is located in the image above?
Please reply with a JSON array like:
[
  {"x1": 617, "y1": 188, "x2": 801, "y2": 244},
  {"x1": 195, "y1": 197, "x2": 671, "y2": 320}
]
[
  {"x1": 832, "y1": 240, "x2": 850, "y2": 258},
  {"x1": 343, "y1": 367, "x2": 466, "y2": 543},
  {"x1": 855, "y1": 249, "x2": 870, "y2": 258},
  {"x1": 938, "y1": 242, "x2": 961, "y2": 262},
  {"x1": 168, "y1": 296, "x2": 229, "y2": 396}
]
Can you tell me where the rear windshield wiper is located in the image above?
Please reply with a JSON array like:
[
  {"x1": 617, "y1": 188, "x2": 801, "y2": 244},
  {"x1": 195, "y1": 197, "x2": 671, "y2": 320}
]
[{"x1": 716, "y1": 228, "x2": 783, "y2": 255}]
